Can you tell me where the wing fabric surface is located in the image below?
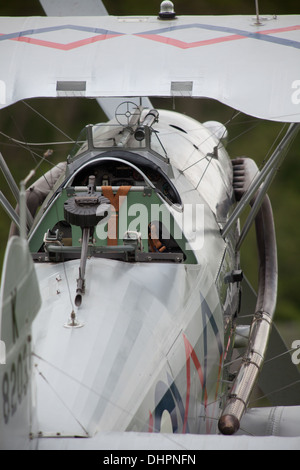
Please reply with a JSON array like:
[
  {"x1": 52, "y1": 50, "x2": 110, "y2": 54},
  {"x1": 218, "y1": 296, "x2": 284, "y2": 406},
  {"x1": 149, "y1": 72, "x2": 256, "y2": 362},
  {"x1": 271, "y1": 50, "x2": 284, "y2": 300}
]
[
  {"x1": 34, "y1": 3, "x2": 153, "y2": 119},
  {"x1": 39, "y1": 0, "x2": 108, "y2": 16},
  {"x1": 0, "y1": 15, "x2": 299, "y2": 122}
]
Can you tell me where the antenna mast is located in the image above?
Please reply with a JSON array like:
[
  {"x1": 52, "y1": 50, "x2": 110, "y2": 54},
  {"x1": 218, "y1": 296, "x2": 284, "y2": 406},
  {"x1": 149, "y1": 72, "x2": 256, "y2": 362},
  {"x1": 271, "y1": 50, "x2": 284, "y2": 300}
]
[{"x1": 254, "y1": 0, "x2": 262, "y2": 25}]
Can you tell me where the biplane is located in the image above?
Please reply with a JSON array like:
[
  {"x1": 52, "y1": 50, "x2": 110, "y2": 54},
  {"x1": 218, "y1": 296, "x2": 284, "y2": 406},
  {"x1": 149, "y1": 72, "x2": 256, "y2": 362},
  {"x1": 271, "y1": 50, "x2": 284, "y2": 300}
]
[{"x1": 0, "y1": 0, "x2": 300, "y2": 450}]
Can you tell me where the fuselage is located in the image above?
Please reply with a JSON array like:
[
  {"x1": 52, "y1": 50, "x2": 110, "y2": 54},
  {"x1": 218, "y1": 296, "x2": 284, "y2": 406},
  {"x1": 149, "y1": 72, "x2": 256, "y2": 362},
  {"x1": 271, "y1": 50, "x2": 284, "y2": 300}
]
[{"x1": 1, "y1": 108, "x2": 240, "y2": 448}]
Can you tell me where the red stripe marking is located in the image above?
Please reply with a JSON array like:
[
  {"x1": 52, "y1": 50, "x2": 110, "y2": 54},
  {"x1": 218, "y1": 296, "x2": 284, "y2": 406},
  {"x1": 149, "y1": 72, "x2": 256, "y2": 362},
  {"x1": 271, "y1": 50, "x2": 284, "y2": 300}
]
[
  {"x1": 183, "y1": 334, "x2": 206, "y2": 433},
  {"x1": 137, "y1": 25, "x2": 300, "y2": 49},
  {"x1": 257, "y1": 25, "x2": 300, "y2": 35},
  {"x1": 137, "y1": 33, "x2": 246, "y2": 49},
  {"x1": 8, "y1": 33, "x2": 122, "y2": 50},
  {"x1": 148, "y1": 410, "x2": 154, "y2": 432},
  {"x1": 183, "y1": 336, "x2": 191, "y2": 434},
  {"x1": 1, "y1": 24, "x2": 299, "y2": 51}
]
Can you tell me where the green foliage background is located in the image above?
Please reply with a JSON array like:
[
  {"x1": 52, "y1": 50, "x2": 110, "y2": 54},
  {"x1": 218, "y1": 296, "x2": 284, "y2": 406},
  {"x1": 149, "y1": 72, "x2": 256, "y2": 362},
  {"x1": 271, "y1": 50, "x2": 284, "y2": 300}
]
[{"x1": 0, "y1": 0, "x2": 299, "y2": 339}]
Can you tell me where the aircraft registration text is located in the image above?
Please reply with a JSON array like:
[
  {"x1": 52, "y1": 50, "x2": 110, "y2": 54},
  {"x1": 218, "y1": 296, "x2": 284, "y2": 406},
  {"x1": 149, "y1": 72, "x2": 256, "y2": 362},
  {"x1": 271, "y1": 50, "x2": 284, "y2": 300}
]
[{"x1": 1, "y1": 341, "x2": 30, "y2": 425}]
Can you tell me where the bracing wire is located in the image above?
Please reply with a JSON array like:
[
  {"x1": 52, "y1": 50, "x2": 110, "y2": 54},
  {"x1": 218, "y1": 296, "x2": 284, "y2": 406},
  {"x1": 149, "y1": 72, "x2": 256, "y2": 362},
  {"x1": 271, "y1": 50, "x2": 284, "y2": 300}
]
[
  {"x1": 249, "y1": 380, "x2": 300, "y2": 407},
  {"x1": 35, "y1": 364, "x2": 89, "y2": 437},
  {"x1": 22, "y1": 100, "x2": 74, "y2": 142},
  {"x1": 31, "y1": 352, "x2": 190, "y2": 450}
]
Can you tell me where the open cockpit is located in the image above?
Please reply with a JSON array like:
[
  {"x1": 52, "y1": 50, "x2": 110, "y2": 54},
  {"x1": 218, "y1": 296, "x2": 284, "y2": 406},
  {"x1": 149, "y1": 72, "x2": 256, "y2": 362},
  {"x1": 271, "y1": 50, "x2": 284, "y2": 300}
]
[{"x1": 28, "y1": 116, "x2": 198, "y2": 267}]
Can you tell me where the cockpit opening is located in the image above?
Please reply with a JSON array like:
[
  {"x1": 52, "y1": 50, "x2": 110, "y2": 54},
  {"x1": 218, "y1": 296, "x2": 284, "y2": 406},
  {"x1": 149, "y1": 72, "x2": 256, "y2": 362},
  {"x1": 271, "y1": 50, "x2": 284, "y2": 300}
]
[
  {"x1": 27, "y1": 107, "x2": 198, "y2": 265},
  {"x1": 69, "y1": 157, "x2": 181, "y2": 207},
  {"x1": 29, "y1": 154, "x2": 198, "y2": 265}
]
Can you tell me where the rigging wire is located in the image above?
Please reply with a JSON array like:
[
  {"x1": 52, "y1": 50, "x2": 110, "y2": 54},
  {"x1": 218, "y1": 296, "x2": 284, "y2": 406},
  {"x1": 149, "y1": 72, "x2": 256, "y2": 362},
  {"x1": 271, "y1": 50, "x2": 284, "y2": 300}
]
[
  {"x1": 33, "y1": 346, "x2": 300, "y2": 440},
  {"x1": 35, "y1": 363, "x2": 89, "y2": 437},
  {"x1": 9, "y1": 113, "x2": 40, "y2": 167},
  {"x1": 249, "y1": 380, "x2": 300, "y2": 407},
  {"x1": 0, "y1": 129, "x2": 58, "y2": 169},
  {"x1": 0, "y1": 106, "x2": 75, "y2": 309},
  {"x1": 195, "y1": 153, "x2": 214, "y2": 190},
  {"x1": 180, "y1": 110, "x2": 243, "y2": 174},
  {"x1": 257, "y1": 123, "x2": 289, "y2": 171},
  {"x1": 225, "y1": 121, "x2": 261, "y2": 147},
  {"x1": 22, "y1": 100, "x2": 74, "y2": 142},
  {"x1": 0, "y1": 133, "x2": 75, "y2": 146},
  {"x1": 264, "y1": 346, "x2": 297, "y2": 365},
  {"x1": 3, "y1": 101, "x2": 87, "y2": 316},
  {"x1": 0, "y1": 112, "x2": 57, "y2": 202},
  {"x1": 0, "y1": 103, "x2": 73, "y2": 196},
  {"x1": 31, "y1": 352, "x2": 190, "y2": 450}
]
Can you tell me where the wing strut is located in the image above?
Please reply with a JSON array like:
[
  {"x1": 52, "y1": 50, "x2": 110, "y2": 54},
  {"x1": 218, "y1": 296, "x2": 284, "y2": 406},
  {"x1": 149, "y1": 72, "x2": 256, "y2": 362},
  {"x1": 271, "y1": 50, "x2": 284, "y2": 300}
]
[
  {"x1": 0, "y1": 192, "x2": 20, "y2": 230},
  {"x1": 0, "y1": 152, "x2": 33, "y2": 231}
]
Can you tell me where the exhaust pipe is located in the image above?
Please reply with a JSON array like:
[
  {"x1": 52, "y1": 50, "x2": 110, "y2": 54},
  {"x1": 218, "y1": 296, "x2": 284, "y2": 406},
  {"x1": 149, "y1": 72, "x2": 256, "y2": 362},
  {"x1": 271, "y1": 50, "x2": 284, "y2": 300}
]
[{"x1": 218, "y1": 159, "x2": 278, "y2": 435}]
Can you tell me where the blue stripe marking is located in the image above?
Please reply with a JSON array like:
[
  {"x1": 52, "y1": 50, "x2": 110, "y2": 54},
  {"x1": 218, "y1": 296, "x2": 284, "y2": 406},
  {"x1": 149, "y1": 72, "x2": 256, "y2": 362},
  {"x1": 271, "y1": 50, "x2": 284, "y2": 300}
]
[
  {"x1": 200, "y1": 293, "x2": 223, "y2": 357},
  {"x1": 136, "y1": 23, "x2": 300, "y2": 50},
  {"x1": 1, "y1": 22, "x2": 299, "y2": 50},
  {"x1": 0, "y1": 24, "x2": 123, "y2": 41},
  {"x1": 200, "y1": 293, "x2": 223, "y2": 395}
]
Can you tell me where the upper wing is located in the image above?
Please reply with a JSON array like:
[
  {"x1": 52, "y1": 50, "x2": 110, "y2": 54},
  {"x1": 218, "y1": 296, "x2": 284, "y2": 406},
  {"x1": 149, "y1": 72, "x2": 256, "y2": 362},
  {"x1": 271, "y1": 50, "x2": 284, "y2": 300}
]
[
  {"x1": 0, "y1": 15, "x2": 299, "y2": 122},
  {"x1": 39, "y1": 1, "x2": 153, "y2": 118},
  {"x1": 39, "y1": 0, "x2": 108, "y2": 16}
]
